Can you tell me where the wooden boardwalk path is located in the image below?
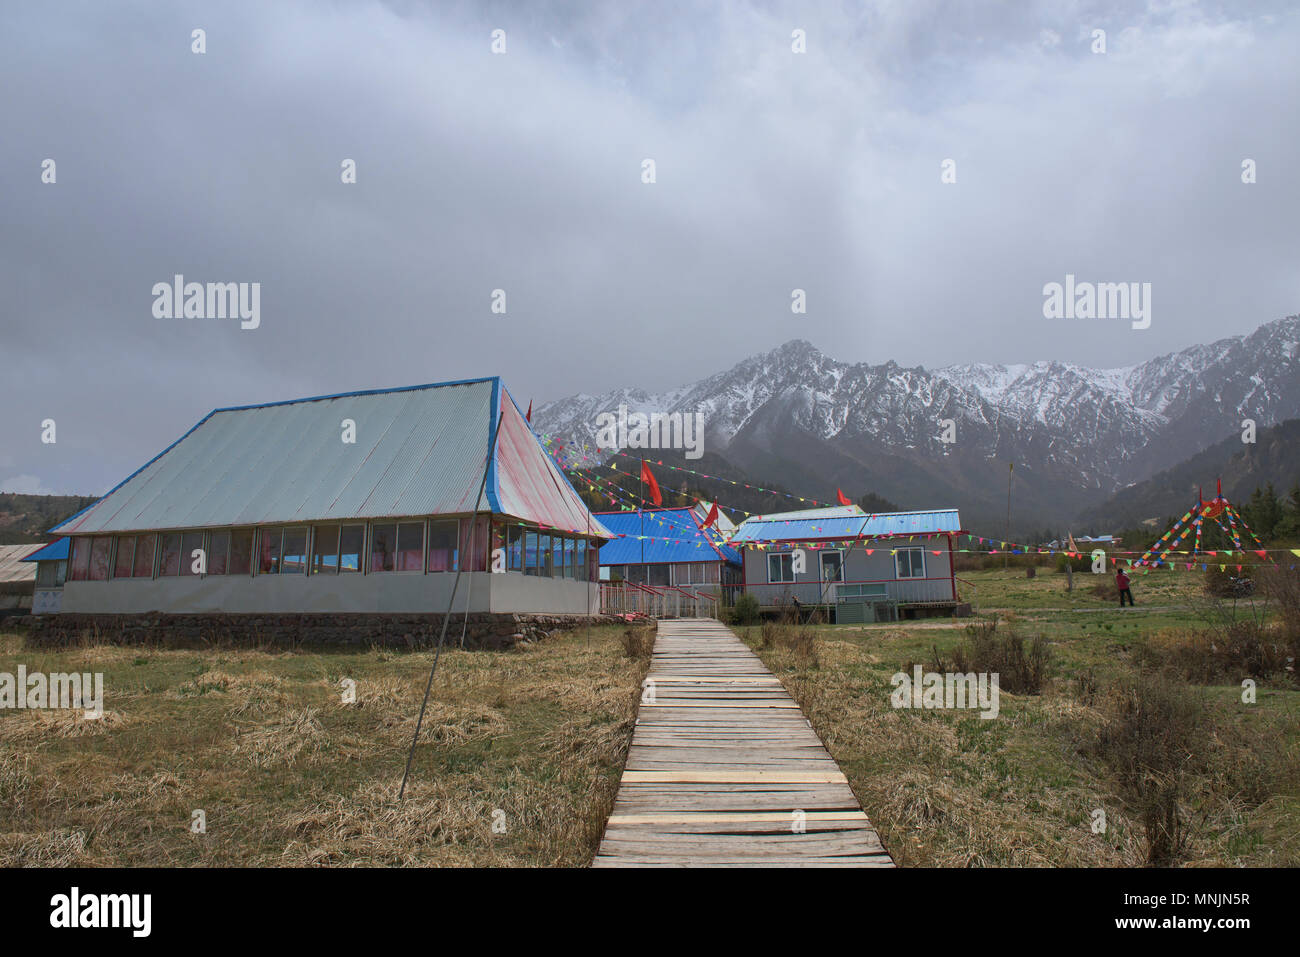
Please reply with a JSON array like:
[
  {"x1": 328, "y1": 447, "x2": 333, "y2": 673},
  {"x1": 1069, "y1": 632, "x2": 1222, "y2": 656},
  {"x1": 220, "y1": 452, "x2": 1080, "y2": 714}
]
[{"x1": 593, "y1": 619, "x2": 893, "y2": 867}]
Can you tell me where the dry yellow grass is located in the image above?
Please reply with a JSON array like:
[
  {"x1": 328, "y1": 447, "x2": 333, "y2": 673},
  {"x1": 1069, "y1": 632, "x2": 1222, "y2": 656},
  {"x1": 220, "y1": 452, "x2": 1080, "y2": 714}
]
[
  {"x1": 0, "y1": 624, "x2": 645, "y2": 867},
  {"x1": 745, "y1": 622, "x2": 1300, "y2": 867}
]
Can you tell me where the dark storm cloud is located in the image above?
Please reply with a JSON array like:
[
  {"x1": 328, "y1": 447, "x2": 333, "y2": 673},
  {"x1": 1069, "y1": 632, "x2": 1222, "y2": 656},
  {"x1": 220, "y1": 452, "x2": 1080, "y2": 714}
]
[{"x1": 1, "y1": 0, "x2": 1296, "y2": 494}]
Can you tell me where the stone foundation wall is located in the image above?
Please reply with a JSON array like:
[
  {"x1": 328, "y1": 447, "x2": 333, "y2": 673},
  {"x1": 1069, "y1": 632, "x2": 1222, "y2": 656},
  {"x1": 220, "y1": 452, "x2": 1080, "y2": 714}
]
[{"x1": 19, "y1": 611, "x2": 613, "y2": 650}]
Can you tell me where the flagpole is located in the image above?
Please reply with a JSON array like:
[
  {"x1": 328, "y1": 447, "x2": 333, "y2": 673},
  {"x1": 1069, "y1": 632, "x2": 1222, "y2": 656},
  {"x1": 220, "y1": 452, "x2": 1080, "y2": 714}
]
[{"x1": 1004, "y1": 461, "x2": 1013, "y2": 570}]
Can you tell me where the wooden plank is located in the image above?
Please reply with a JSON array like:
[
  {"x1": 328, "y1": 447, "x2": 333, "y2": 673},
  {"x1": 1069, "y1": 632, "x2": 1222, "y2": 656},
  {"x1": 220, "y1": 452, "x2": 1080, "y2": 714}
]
[{"x1": 593, "y1": 619, "x2": 893, "y2": 868}]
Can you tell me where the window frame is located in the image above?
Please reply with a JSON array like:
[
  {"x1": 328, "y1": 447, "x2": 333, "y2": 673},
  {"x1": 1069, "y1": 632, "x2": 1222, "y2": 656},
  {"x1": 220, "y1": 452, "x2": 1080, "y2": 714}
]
[
  {"x1": 895, "y1": 547, "x2": 926, "y2": 580},
  {"x1": 819, "y1": 549, "x2": 845, "y2": 584},
  {"x1": 767, "y1": 552, "x2": 795, "y2": 584}
]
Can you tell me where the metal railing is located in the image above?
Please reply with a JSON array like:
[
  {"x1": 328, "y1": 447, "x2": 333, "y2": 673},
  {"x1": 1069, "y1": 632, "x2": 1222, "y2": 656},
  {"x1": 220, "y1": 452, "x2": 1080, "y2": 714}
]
[{"x1": 600, "y1": 582, "x2": 720, "y2": 619}]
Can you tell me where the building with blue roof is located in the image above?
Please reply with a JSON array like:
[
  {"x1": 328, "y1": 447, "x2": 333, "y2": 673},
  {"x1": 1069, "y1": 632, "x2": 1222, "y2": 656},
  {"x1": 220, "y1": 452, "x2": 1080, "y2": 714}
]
[
  {"x1": 593, "y1": 508, "x2": 742, "y2": 593},
  {"x1": 19, "y1": 538, "x2": 69, "y2": 615},
  {"x1": 730, "y1": 505, "x2": 966, "y2": 617}
]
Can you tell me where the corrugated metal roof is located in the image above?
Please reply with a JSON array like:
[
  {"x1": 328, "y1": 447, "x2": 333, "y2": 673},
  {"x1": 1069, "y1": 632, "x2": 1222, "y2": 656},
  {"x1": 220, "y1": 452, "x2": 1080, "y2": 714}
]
[
  {"x1": 0, "y1": 544, "x2": 42, "y2": 582},
  {"x1": 494, "y1": 387, "x2": 613, "y2": 538},
  {"x1": 20, "y1": 538, "x2": 69, "y2": 562},
  {"x1": 731, "y1": 506, "x2": 962, "y2": 543},
  {"x1": 52, "y1": 377, "x2": 612, "y2": 540},
  {"x1": 595, "y1": 508, "x2": 742, "y2": 566}
]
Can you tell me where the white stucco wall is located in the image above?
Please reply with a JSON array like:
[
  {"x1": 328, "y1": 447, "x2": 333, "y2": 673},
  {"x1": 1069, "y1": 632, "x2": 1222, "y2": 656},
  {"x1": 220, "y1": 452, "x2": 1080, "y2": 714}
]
[{"x1": 60, "y1": 570, "x2": 599, "y2": 616}]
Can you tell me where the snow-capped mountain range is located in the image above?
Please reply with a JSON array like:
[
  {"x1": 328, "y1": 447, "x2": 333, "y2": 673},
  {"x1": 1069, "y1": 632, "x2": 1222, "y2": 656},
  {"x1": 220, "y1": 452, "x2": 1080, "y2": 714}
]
[{"x1": 537, "y1": 315, "x2": 1300, "y2": 528}]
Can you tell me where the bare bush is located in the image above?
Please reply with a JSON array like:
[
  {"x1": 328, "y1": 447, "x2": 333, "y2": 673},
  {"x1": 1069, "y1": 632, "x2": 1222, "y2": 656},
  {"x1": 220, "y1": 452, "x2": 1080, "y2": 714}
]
[
  {"x1": 618, "y1": 625, "x2": 655, "y2": 660},
  {"x1": 1091, "y1": 671, "x2": 1206, "y2": 865}
]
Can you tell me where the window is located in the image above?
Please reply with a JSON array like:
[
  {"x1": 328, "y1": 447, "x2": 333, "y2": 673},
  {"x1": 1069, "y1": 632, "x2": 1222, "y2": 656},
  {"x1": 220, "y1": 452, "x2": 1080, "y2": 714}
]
[
  {"x1": 208, "y1": 531, "x2": 230, "y2": 576},
  {"x1": 38, "y1": 561, "x2": 66, "y2": 587},
  {"x1": 459, "y1": 517, "x2": 488, "y2": 572},
  {"x1": 523, "y1": 529, "x2": 539, "y2": 575},
  {"x1": 555, "y1": 536, "x2": 569, "y2": 579},
  {"x1": 132, "y1": 534, "x2": 156, "y2": 578},
  {"x1": 895, "y1": 548, "x2": 925, "y2": 579},
  {"x1": 88, "y1": 537, "x2": 112, "y2": 581},
  {"x1": 339, "y1": 525, "x2": 363, "y2": 573},
  {"x1": 396, "y1": 522, "x2": 424, "y2": 571},
  {"x1": 370, "y1": 523, "x2": 396, "y2": 572},
  {"x1": 160, "y1": 533, "x2": 182, "y2": 576},
  {"x1": 564, "y1": 537, "x2": 576, "y2": 579},
  {"x1": 180, "y1": 532, "x2": 205, "y2": 576},
  {"x1": 625, "y1": 564, "x2": 646, "y2": 584},
  {"x1": 427, "y1": 519, "x2": 459, "y2": 572},
  {"x1": 539, "y1": 533, "x2": 552, "y2": 577},
  {"x1": 229, "y1": 530, "x2": 253, "y2": 575},
  {"x1": 507, "y1": 524, "x2": 524, "y2": 571},
  {"x1": 839, "y1": 583, "x2": 887, "y2": 599},
  {"x1": 648, "y1": 564, "x2": 670, "y2": 586},
  {"x1": 768, "y1": 553, "x2": 795, "y2": 583},
  {"x1": 113, "y1": 536, "x2": 135, "y2": 579},
  {"x1": 491, "y1": 523, "x2": 506, "y2": 572},
  {"x1": 258, "y1": 528, "x2": 282, "y2": 574},
  {"x1": 70, "y1": 538, "x2": 90, "y2": 581},
  {"x1": 576, "y1": 539, "x2": 588, "y2": 581},
  {"x1": 311, "y1": 526, "x2": 340, "y2": 575},
  {"x1": 281, "y1": 528, "x2": 308, "y2": 574},
  {"x1": 820, "y1": 550, "x2": 844, "y2": 583},
  {"x1": 588, "y1": 543, "x2": 600, "y2": 581}
]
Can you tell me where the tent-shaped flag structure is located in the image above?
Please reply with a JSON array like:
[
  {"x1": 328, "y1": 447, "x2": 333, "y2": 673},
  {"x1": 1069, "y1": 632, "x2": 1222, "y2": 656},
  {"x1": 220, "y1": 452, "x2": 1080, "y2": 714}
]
[{"x1": 1134, "y1": 478, "x2": 1272, "y2": 568}]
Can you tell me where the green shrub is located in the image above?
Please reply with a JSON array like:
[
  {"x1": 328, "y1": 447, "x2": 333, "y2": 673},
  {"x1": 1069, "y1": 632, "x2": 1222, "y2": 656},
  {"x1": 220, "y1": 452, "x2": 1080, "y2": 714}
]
[{"x1": 732, "y1": 592, "x2": 760, "y2": 625}]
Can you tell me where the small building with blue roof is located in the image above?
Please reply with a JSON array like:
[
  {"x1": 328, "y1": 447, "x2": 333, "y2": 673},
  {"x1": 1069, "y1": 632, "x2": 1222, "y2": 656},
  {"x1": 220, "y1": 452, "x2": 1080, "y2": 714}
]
[
  {"x1": 730, "y1": 505, "x2": 966, "y2": 618},
  {"x1": 593, "y1": 507, "x2": 742, "y2": 593}
]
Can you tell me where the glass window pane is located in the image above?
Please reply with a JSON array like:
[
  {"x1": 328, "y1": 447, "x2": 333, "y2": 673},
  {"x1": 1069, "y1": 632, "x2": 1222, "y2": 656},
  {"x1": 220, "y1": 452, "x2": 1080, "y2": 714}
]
[
  {"x1": 428, "y1": 519, "x2": 459, "y2": 572},
  {"x1": 180, "y1": 532, "x2": 205, "y2": 576},
  {"x1": 70, "y1": 538, "x2": 90, "y2": 581},
  {"x1": 491, "y1": 523, "x2": 505, "y2": 572},
  {"x1": 507, "y1": 524, "x2": 523, "y2": 571},
  {"x1": 133, "y1": 534, "x2": 156, "y2": 578},
  {"x1": 553, "y1": 535, "x2": 569, "y2": 579},
  {"x1": 113, "y1": 536, "x2": 135, "y2": 579},
  {"x1": 459, "y1": 517, "x2": 488, "y2": 572},
  {"x1": 821, "y1": 551, "x2": 843, "y2": 582},
  {"x1": 565, "y1": 538, "x2": 576, "y2": 579},
  {"x1": 397, "y1": 522, "x2": 424, "y2": 571},
  {"x1": 523, "y1": 530, "x2": 538, "y2": 575},
  {"x1": 160, "y1": 533, "x2": 182, "y2": 576},
  {"x1": 370, "y1": 523, "x2": 396, "y2": 572},
  {"x1": 576, "y1": 539, "x2": 587, "y2": 580},
  {"x1": 229, "y1": 530, "x2": 253, "y2": 575},
  {"x1": 209, "y1": 531, "x2": 230, "y2": 576},
  {"x1": 648, "y1": 564, "x2": 670, "y2": 586},
  {"x1": 538, "y1": 533, "x2": 552, "y2": 577},
  {"x1": 339, "y1": 525, "x2": 364, "y2": 573},
  {"x1": 258, "y1": 528, "x2": 281, "y2": 574},
  {"x1": 88, "y1": 537, "x2": 112, "y2": 581},
  {"x1": 311, "y1": 526, "x2": 340, "y2": 575},
  {"x1": 282, "y1": 528, "x2": 307, "y2": 574}
]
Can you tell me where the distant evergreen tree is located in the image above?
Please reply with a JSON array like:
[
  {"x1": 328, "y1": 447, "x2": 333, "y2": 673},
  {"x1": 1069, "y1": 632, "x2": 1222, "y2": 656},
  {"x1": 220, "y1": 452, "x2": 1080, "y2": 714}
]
[{"x1": 858, "y1": 491, "x2": 900, "y2": 514}]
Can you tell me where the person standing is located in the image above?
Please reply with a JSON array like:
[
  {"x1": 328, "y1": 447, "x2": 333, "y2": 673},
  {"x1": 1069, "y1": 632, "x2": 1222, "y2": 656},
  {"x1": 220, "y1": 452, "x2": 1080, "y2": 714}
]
[{"x1": 1116, "y1": 567, "x2": 1135, "y2": 607}]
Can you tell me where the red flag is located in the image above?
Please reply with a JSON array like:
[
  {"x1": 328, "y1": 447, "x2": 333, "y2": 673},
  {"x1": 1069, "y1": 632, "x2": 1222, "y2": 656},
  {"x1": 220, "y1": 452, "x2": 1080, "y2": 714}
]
[
  {"x1": 701, "y1": 501, "x2": 719, "y2": 529},
  {"x1": 526, "y1": 400, "x2": 532, "y2": 424},
  {"x1": 641, "y1": 461, "x2": 663, "y2": 507},
  {"x1": 836, "y1": 488, "x2": 851, "y2": 506}
]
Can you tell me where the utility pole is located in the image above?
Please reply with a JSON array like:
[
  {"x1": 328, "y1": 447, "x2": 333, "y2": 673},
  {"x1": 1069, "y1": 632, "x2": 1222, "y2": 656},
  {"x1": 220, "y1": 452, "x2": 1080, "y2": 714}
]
[{"x1": 1004, "y1": 461, "x2": 1013, "y2": 570}]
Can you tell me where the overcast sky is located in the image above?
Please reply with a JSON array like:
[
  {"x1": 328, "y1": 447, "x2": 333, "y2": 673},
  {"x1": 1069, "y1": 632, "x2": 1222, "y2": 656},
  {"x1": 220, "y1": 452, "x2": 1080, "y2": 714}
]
[{"x1": 2, "y1": 0, "x2": 1297, "y2": 496}]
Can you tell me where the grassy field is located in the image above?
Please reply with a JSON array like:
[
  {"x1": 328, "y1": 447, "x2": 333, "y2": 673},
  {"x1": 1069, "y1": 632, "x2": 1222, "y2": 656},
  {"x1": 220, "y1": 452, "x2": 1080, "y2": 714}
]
[
  {"x1": 4, "y1": 563, "x2": 1296, "y2": 868},
  {"x1": 741, "y1": 567, "x2": 1300, "y2": 867},
  {"x1": 0, "y1": 625, "x2": 648, "y2": 867}
]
